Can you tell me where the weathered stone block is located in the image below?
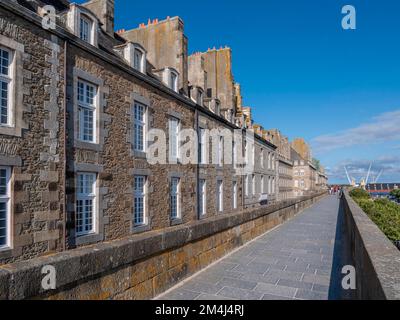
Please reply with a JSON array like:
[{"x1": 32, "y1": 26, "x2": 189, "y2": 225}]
[
  {"x1": 14, "y1": 233, "x2": 33, "y2": 247},
  {"x1": 168, "y1": 248, "x2": 186, "y2": 269},
  {"x1": 42, "y1": 191, "x2": 59, "y2": 203},
  {"x1": 34, "y1": 210, "x2": 60, "y2": 222},
  {"x1": 14, "y1": 191, "x2": 29, "y2": 203},
  {"x1": 33, "y1": 230, "x2": 59, "y2": 243}
]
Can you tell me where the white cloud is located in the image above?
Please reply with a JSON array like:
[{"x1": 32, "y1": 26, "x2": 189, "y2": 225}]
[{"x1": 311, "y1": 110, "x2": 400, "y2": 153}]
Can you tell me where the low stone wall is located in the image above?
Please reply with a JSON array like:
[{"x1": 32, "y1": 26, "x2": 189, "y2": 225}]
[
  {"x1": 0, "y1": 193, "x2": 326, "y2": 300},
  {"x1": 342, "y1": 190, "x2": 400, "y2": 300}
]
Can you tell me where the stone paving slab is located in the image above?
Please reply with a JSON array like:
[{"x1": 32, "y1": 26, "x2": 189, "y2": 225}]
[{"x1": 158, "y1": 196, "x2": 342, "y2": 301}]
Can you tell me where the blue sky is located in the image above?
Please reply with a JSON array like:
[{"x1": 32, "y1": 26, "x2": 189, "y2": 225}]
[{"x1": 78, "y1": 0, "x2": 400, "y2": 183}]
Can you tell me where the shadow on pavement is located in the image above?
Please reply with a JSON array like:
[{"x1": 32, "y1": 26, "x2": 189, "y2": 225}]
[{"x1": 328, "y1": 195, "x2": 356, "y2": 300}]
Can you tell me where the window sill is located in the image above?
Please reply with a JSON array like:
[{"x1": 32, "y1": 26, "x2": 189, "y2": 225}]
[
  {"x1": 133, "y1": 150, "x2": 147, "y2": 159},
  {"x1": 198, "y1": 214, "x2": 207, "y2": 221},
  {"x1": 169, "y1": 159, "x2": 183, "y2": 165},
  {"x1": 0, "y1": 247, "x2": 13, "y2": 259},
  {"x1": 0, "y1": 125, "x2": 21, "y2": 138},
  {"x1": 132, "y1": 224, "x2": 151, "y2": 234},
  {"x1": 75, "y1": 232, "x2": 103, "y2": 246},
  {"x1": 170, "y1": 218, "x2": 182, "y2": 226},
  {"x1": 74, "y1": 140, "x2": 102, "y2": 152}
]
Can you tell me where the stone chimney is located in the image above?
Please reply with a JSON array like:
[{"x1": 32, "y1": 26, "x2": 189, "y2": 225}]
[
  {"x1": 120, "y1": 17, "x2": 189, "y2": 95},
  {"x1": 83, "y1": 0, "x2": 115, "y2": 36}
]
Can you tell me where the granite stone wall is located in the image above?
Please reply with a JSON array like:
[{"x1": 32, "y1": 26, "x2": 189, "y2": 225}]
[
  {"x1": 0, "y1": 192, "x2": 326, "y2": 300},
  {"x1": 0, "y1": 8, "x2": 65, "y2": 265},
  {"x1": 342, "y1": 190, "x2": 400, "y2": 300}
]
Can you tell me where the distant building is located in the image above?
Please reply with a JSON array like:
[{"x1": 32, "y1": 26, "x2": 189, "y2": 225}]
[{"x1": 265, "y1": 129, "x2": 294, "y2": 201}]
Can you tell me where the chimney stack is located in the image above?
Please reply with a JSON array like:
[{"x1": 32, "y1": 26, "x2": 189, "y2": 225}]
[{"x1": 83, "y1": 0, "x2": 115, "y2": 36}]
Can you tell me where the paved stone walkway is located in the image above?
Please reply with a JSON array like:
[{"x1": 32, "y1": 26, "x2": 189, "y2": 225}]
[{"x1": 158, "y1": 195, "x2": 347, "y2": 300}]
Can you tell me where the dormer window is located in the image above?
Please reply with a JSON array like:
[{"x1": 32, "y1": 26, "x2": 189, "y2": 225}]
[
  {"x1": 169, "y1": 71, "x2": 178, "y2": 92},
  {"x1": 160, "y1": 68, "x2": 179, "y2": 92},
  {"x1": 215, "y1": 101, "x2": 220, "y2": 115},
  {"x1": 79, "y1": 15, "x2": 92, "y2": 43},
  {"x1": 133, "y1": 49, "x2": 143, "y2": 71},
  {"x1": 225, "y1": 110, "x2": 233, "y2": 122},
  {"x1": 67, "y1": 4, "x2": 98, "y2": 47},
  {"x1": 197, "y1": 89, "x2": 204, "y2": 106},
  {"x1": 121, "y1": 43, "x2": 147, "y2": 74}
]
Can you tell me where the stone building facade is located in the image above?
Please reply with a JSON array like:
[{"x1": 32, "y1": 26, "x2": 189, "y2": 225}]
[
  {"x1": 265, "y1": 129, "x2": 294, "y2": 201},
  {"x1": 0, "y1": 0, "x2": 324, "y2": 267},
  {"x1": 291, "y1": 146, "x2": 325, "y2": 197},
  {"x1": 316, "y1": 167, "x2": 329, "y2": 192}
]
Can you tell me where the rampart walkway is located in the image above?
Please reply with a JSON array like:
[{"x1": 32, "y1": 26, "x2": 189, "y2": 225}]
[{"x1": 158, "y1": 195, "x2": 350, "y2": 300}]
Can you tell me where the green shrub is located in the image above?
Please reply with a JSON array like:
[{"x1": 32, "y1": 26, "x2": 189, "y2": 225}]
[
  {"x1": 351, "y1": 195, "x2": 400, "y2": 243},
  {"x1": 349, "y1": 188, "x2": 370, "y2": 199}
]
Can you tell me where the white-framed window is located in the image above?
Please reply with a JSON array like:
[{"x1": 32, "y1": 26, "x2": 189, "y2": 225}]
[
  {"x1": 232, "y1": 140, "x2": 236, "y2": 167},
  {"x1": 272, "y1": 154, "x2": 276, "y2": 170},
  {"x1": 215, "y1": 101, "x2": 220, "y2": 115},
  {"x1": 199, "y1": 179, "x2": 206, "y2": 216},
  {"x1": 0, "y1": 167, "x2": 11, "y2": 249},
  {"x1": 261, "y1": 175, "x2": 264, "y2": 194},
  {"x1": 133, "y1": 101, "x2": 146, "y2": 152},
  {"x1": 169, "y1": 70, "x2": 178, "y2": 92},
  {"x1": 133, "y1": 48, "x2": 144, "y2": 72},
  {"x1": 218, "y1": 135, "x2": 223, "y2": 167},
  {"x1": 244, "y1": 140, "x2": 248, "y2": 165},
  {"x1": 77, "y1": 79, "x2": 97, "y2": 143},
  {"x1": 169, "y1": 117, "x2": 180, "y2": 162},
  {"x1": 79, "y1": 15, "x2": 93, "y2": 44},
  {"x1": 217, "y1": 180, "x2": 223, "y2": 212},
  {"x1": 245, "y1": 175, "x2": 249, "y2": 196},
  {"x1": 294, "y1": 180, "x2": 299, "y2": 188},
  {"x1": 170, "y1": 177, "x2": 180, "y2": 219},
  {"x1": 0, "y1": 47, "x2": 12, "y2": 126},
  {"x1": 268, "y1": 177, "x2": 272, "y2": 194},
  {"x1": 197, "y1": 90, "x2": 203, "y2": 106},
  {"x1": 134, "y1": 175, "x2": 147, "y2": 226},
  {"x1": 252, "y1": 144, "x2": 255, "y2": 167},
  {"x1": 199, "y1": 128, "x2": 207, "y2": 165},
  {"x1": 123, "y1": 43, "x2": 146, "y2": 73},
  {"x1": 252, "y1": 174, "x2": 256, "y2": 196},
  {"x1": 233, "y1": 181, "x2": 237, "y2": 209},
  {"x1": 300, "y1": 180, "x2": 305, "y2": 188},
  {"x1": 76, "y1": 173, "x2": 97, "y2": 236},
  {"x1": 272, "y1": 177, "x2": 276, "y2": 194},
  {"x1": 268, "y1": 152, "x2": 271, "y2": 169},
  {"x1": 260, "y1": 148, "x2": 264, "y2": 168}
]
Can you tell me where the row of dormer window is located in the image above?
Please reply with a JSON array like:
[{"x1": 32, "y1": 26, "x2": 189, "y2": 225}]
[
  {"x1": 66, "y1": 4, "x2": 180, "y2": 94},
  {"x1": 64, "y1": 5, "x2": 238, "y2": 127}
]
